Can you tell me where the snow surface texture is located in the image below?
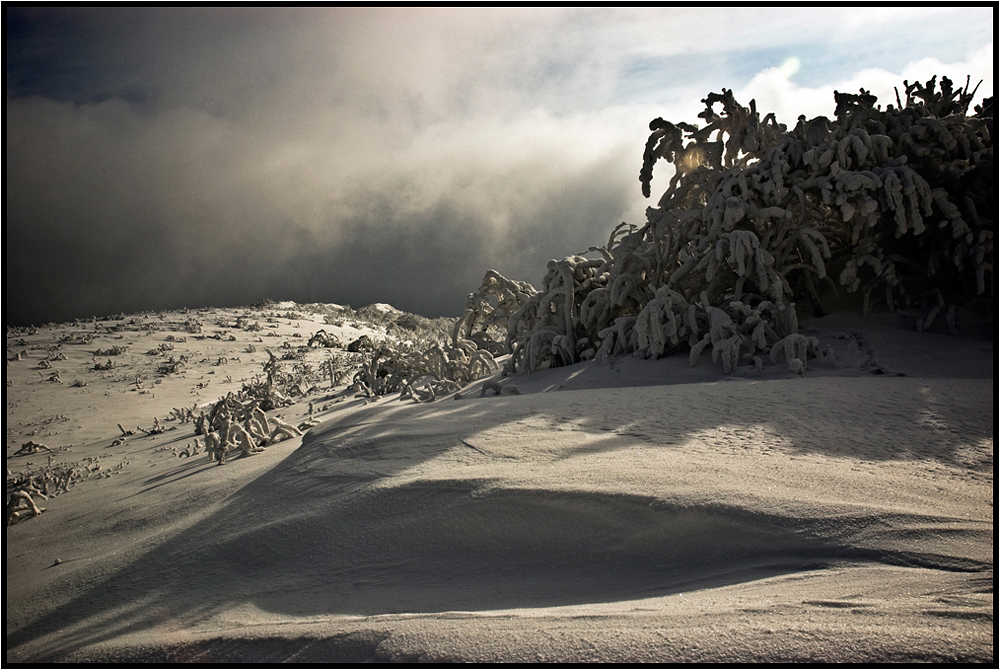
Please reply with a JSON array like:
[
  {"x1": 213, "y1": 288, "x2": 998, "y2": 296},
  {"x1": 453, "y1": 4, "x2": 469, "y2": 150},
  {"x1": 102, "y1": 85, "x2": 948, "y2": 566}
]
[{"x1": 5, "y1": 305, "x2": 993, "y2": 663}]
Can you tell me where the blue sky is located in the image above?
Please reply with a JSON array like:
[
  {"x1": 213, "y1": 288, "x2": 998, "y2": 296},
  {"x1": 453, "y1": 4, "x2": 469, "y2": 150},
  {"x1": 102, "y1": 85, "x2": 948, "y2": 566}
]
[{"x1": 6, "y1": 6, "x2": 995, "y2": 324}]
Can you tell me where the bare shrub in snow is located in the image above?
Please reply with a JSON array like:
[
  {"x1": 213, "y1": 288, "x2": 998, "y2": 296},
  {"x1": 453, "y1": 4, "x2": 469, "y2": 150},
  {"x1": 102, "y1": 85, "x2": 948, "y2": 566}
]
[
  {"x1": 352, "y1": 340, "x2": 497, "y2": 401},
  {"x1": 347, "y1": 335, "x2": 375, "y2": 353},
  {"x1": 198, "y1": 391, "x2": 303, "y2": 465},
  {"x1": 453, "y1": 269, "x2": 538, "y2": 355},
  {"x1": 6, "y1": 490, "x2": 45, "y2": 525},
  {"x1": 308, "y1": 329, "x2": 341, "y2": 349},
  {"x1": 94, "y1": 345, "x2": 129, "y2": 356}
]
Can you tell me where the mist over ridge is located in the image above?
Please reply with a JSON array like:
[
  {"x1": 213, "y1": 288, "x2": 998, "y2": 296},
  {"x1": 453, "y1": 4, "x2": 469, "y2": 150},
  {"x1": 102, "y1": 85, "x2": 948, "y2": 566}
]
[{"x1": 6, "y1": 7, "x2": 993, "y2": 326}]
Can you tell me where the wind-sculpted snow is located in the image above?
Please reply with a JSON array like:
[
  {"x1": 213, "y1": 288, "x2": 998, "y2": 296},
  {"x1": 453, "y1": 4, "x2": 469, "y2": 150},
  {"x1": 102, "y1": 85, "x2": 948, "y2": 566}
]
[{"x1": 7, "y1": 361, "x2": 991, "y2": 662}]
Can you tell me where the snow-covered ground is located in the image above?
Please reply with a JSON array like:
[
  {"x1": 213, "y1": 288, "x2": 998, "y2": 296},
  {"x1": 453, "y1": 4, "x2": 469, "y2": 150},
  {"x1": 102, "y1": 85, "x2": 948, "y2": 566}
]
[{"x1": 5, "y1": 305, "x2": 993, "y2": 663}]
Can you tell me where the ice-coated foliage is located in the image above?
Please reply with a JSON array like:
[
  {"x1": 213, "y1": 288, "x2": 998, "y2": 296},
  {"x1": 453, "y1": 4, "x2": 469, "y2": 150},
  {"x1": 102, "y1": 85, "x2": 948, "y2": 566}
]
[
  {"x1": 352, "y1": 339, "x2": 498, "y2": 401},
  {"x1": 197, "y1": 390, "x2": 303, "y2": 465},
  {"x1": 453, "y1": 269, "x2": 538, "y2": 355},
  {"x1": 496, "y1": 76, "x2": 993, "y2": 373}
]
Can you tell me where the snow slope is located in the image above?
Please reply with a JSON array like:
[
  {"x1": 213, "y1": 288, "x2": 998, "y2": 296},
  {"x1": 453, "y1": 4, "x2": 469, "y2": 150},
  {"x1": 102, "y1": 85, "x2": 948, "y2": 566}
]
[{"x1": 5, "y1": 307, "x2": 994, "y2": 663}]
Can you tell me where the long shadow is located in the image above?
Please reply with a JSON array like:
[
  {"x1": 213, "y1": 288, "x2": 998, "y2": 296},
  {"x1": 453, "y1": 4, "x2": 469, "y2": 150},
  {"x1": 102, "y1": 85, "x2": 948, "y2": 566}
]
[
  {"x1": 142, "y1": 454, "x2": 216, "y2": 485},
  {"x1": 5, "y1": 478, "x2": 839, "y2": 660},
  {"x1": 551, "y1": 359, "x2": 993, "y2": 468},
  {"x1": 134, "y1": 458, "x2": 226, "y2": 493},
  {"x1": 7, "y1": 359, "x2": 993, "y2": 660}
]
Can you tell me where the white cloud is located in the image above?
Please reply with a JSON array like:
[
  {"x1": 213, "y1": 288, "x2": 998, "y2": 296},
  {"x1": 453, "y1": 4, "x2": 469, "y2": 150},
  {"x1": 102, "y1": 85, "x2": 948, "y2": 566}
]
[
  {"x1": 737, "y1": 43, "x2": 994, "y2": 125},
  {"x1": 777, "y1": 57, "x2": 802, "y2": 80}
]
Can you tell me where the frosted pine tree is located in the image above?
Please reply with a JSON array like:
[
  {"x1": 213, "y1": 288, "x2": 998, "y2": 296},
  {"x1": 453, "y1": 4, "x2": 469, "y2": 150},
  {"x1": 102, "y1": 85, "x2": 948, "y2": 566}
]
[{"x1": 492, "y1": 76, "x2": 992, "y2": 374}]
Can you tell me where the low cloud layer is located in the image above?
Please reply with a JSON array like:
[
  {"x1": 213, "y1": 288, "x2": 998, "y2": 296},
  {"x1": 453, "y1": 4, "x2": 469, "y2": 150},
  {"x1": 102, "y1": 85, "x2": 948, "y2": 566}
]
[{"x1": 6, "y1": 7, "x2": 994, "y2": 324}]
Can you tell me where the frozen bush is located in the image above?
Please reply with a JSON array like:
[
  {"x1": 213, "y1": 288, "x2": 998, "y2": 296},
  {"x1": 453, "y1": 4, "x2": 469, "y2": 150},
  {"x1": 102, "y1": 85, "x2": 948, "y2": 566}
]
[{"x1": 493, "y1": 76, "x2": 992, "y2": 374}]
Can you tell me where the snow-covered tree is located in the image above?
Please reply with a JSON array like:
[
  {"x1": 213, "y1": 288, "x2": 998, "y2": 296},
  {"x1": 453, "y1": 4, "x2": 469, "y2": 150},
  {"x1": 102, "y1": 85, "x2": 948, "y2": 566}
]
[{"x1": 495, "y1": 75, "x2": 993, "y2": 373}]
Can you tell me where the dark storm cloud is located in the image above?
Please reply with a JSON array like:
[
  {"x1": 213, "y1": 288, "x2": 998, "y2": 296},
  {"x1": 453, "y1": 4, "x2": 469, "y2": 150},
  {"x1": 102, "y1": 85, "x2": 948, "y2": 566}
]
[
  {"x1": 283, "y1": 157, "x2": 636, "y2": 317},
  {"x1": 5, "y1": 7, "x2": 649, "y2": 324},
  {"x1": 6, "y1": 7, "x2": 993, "y2": 325},
  {"x1": 6, "y1": 88, "x2": 637, "y2": 324}
]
